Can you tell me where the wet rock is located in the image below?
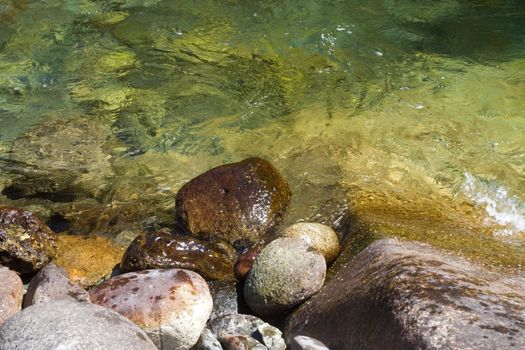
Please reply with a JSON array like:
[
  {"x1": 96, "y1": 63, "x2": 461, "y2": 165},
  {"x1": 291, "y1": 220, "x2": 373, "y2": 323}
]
[
  {"x1": 5, "y1": 116, "x2": 114, "y2": 200},
  {"x1": 210, "y1": 314, "x2": 285, "y2": 350},
  {"x1": 89, "y1": 268, "x2": 212, "y2": 350},
  {"x1": 208, "y1": 280, "x2": 243, "y2": 319},
  {"x1": 286, "y1": 238, "x2": 525, "y2": 350},
  {"x1": 175, "y1": 157, "x2": 292, "y2": 250},
  {"x1": 0, "y1": 207, "x2": 56, "y2": 273},
  {"x1": 53, "y1": 235, "x2": 124, "y2": 289},
  {"x1": 121, "y1": 231, "x2": 237, "y2": 281},
  {"x1": 23, "y1": 263, "x2": 90, "y2": 307},
  {"x1": 234, "y1": 245, "x2": 264, "y2": 280},
  {"x1": 219, "y1": 334, "x2": 267, "y2": 350},
  {"x1": 0, "y1": 266, "x2": 23, "y2": 325},
  {"x1": 279, "y1": 223, "x2": 340, "y2": 264},
  {"x1": 290, "y1": 336, "x2": 329, "y2": 350},
  {"x1": 0, "y1": 299, "x2": 157, "y2": 349},
  {"x1": 244, "y1": 237, "x2": 326, "y2": 316}
]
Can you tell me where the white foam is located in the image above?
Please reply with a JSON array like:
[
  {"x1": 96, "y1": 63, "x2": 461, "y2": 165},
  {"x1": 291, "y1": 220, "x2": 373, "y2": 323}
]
[{"x1": 461, "y1": 172, "x2": 525, "y2": 236}]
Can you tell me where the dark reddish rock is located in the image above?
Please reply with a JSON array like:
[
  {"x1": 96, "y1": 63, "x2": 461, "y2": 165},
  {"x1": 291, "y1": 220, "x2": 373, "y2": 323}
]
[
  {"x1": 90, "y1": 268, "x2": 212, "y2": 349},
  {"x1": 0, "y1": 300, "x2": 157, "y2": 349},
  {"x1": 121, "y1": 231, "x2": 237, "y2": 281},
  {"x1": 0, "y1": 207, "x2": 56, "y2": 273},
  {"x1": 286, "y1": 238, "x2": 525, "y2": 350},
  {"x1": 244, "y1": 238, "x2": 326, "y2": 316},
  {"x1": 23, "y1": 263, "x2": 90, "y2": 308},
  {"x1": 175, "y1": 157, "x2": 292, "y2": 250},
  {"x1": 0, "y1": 266, "x2": 23, "y2": 325},
  {"x1": 234, "y1": 245, "x2": 264, "y2": 280}
]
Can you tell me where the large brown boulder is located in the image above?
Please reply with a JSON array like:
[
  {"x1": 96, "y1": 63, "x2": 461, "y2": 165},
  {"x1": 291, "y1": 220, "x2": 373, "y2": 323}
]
[
  {"x1": 121, "y1": 231, "x2": 237, "y2": 281},
  {"x1": 175, "y1": 158, "x2": 291, "y2": 250},
  {"x1": 0, "y1": 207, "x2": 56, "y2": 273},
  {"x1": 285, "y1": 238, "x2": 525, "y2": 350}
]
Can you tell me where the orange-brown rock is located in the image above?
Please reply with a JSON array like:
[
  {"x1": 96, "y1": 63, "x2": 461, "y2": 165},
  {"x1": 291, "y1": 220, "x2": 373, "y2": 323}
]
[
  {"x1": 53, "y1": 235, "x2": 124, "y2": 289},
  {"x1": 175, "y1": 157, "x2": 291, "y2": 250},
  {"x1": 121, "y1": 231, "x2": 237, "y2": 281},
  {"x1": 0, "y1": 207, "x2": 56, "y2": 273}
]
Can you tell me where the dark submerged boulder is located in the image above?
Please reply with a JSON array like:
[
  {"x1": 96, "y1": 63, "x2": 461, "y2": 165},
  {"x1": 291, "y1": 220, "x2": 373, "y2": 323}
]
[
  {"x1": 175, "y1": 157, "x2": 291, "y2": 250},
  {"x1": 286, "y1": 238, "x2": 525, "y2": 350},
  {"x1": 0, "y1": 207, "x2": 56, "y2": 273},
  {"x1": 121, "y1": 230, "x2": 237, "y2": 281}
]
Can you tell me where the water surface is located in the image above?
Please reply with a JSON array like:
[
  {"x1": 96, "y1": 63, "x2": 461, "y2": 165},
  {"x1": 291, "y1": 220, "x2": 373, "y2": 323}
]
[{"x1": 1, "y1": 0, "x2": 524, "y2": 267}]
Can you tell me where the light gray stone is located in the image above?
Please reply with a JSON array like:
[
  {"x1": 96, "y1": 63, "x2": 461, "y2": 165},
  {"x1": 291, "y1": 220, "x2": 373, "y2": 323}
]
[
  {"x1": 244, "y1": 237, "x2": 326, "y2": 316},
  {"x1": 290, "y1": 336, "x2": 329, "y2": 350},
  {"x1": 0, "y1": 299, "x2": 157, "y2": 349},
  {"x1": 23, "y1": 263, "x2": 90, "y2": 307}
]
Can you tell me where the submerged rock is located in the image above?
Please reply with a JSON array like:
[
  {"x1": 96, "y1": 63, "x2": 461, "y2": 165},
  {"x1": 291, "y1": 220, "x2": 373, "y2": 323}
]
[
  {"x1": 244, "y1": 237, "x2": 326, "y2": 316},
  {"x1": 286, "y1": 238, "x2": 525, "y2": 350},
  {"x1": 0, "y1": 266, "x2": 23, "y2": 325},
  {"x1": 23, "y1": 263, "x2": 90, "y2": 307},
  {"x1": 90, "y1": 268, "x2": 212, "y2": 350},
  {"x1": 0, "y1": 300, "x2": 157, "y2": 349},
  {"x1": 53, "y1": 235, "x2": 124, "y2": 289},
  {"x1": 5, "y1": 116, "x2": 114, "y2": 200},
  {"x1": 175, "y1": 157, "x2": 291, "y2": 250},
  {"x1": 278, "y1": 223, "x2": 340, "y2": 264},
  {"x1": 121, "y1": 231, "x2": 237, "y2": 281},
  {"x1": 0, "y1": 207, "x2": 56, "y2": 273}
]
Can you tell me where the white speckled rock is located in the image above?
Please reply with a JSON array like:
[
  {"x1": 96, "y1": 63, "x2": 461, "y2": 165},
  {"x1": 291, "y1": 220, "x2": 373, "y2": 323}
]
[
  {"x1": 23, "y1": 263, "x2": 90, "y2": 307},
  {"x1": 90, "y1": 268, "x2": 213, "y2": 350},
  {"x1": 290, "y1": 336, "x2": 329, "y2": 350},
  {"x1": 0, "y1": 299, "x2": 157, "y2": 349},
  {"x1": 244, "y1": 237, "x2": 326, "y2": 316},
  {"x1": 0, "y1": 266, "x2": 23, "y2": 325},
  {"x1": 279, "y1": 223, "x2": 340, "y2": 264}
]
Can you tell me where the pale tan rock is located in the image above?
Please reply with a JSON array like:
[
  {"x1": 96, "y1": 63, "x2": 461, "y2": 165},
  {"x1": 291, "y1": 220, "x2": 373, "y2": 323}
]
[
  {"x1": 0, "y1": 266, "x2": 23, "y2": 325},
  {"x1": 279, "y1": 223, "x2": 340, "y2": 264}
]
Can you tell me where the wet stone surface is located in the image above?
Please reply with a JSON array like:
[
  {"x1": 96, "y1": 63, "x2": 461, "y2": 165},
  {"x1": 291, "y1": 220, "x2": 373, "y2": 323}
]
[
  {"x1": 0, "y1": 207, "x2": 56, "y2": 273},
  {"x1": 286, "y1": 238, "x2": 525, "y2": 350},
  {"x1": 121, "y1": 231, "x2": 237, "y2": 281},
  {"x1": 175, "y1": 157, "x2": 292, "y2": 250}
]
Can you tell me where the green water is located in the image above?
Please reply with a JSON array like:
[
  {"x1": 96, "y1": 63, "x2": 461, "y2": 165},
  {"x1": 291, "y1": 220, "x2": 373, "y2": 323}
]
[{"x1": 1, "y1": 0, "x2": 524, "y2": 267}]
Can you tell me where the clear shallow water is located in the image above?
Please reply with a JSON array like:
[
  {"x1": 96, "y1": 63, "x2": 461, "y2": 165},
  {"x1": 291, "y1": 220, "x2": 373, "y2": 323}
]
[{"x1": 0, "y1": 0, "x2": 524, "y2": 267}]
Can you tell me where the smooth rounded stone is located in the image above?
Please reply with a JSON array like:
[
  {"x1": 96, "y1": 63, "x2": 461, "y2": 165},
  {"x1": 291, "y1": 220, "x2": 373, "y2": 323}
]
[
  {"x1": 290, "y1": 336, "x2": 329, "y2": 350},
  {"x1": 244, "y1": 237, "x2": 326, "y2": 316},
  {"x1": 234, "y1": 245, "x2": 264, "y2": 280},
  {"x1": 53, "y1": 234, "x2": 124, "y2": 288},
  {"x1": 0, "y1": 207, "x2": 56, "y2": 273},
  {"x1": 175, "y1": 157, "x2": 292, "y2": 250},
  {"x1": 89, "y1": 268, "x2": 212, "y2": 350},
  {"x1": 0, "y1": 266, "x2": 23, "y2": 325},
  {"x1": 209, "y1": 314, "x2": 285, "y2": 350},
  {"x1": 121, "y1": 231, "x2": 237, "y2": 281},
  {"x1": 23, "y1": 263, "x2": 90, "y2": 308},
  {"x1": 286, "y1": 238, "x2": 525, "y2": 350},
  {"x1": 5, "y1": 116, "x2": 114, "y2": 200},
  {"x1": 219, "y1": 334, "x2": 267, "y2": 350},
  {"x1": 279, "y1": 223, "x2": 340, "y2": 264},
  {"x1": 0, "y1": 299, "x2": 157, "y2": 349}
]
